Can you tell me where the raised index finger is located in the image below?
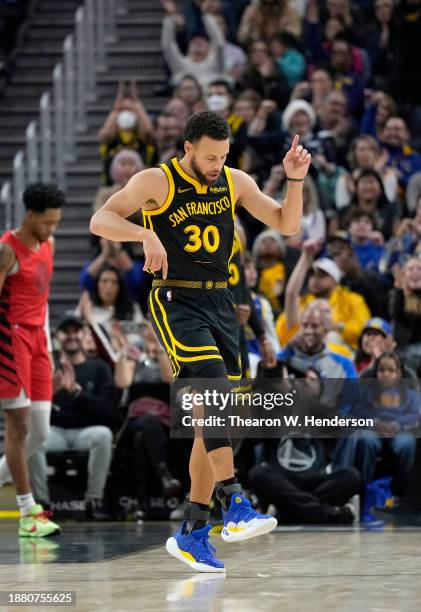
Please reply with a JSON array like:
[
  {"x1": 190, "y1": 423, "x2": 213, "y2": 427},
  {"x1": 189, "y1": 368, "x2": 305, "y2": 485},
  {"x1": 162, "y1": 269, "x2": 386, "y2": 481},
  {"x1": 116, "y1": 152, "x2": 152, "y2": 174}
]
[{"x1": 291, "y1": 134, "x2": 299, "y2": 151}]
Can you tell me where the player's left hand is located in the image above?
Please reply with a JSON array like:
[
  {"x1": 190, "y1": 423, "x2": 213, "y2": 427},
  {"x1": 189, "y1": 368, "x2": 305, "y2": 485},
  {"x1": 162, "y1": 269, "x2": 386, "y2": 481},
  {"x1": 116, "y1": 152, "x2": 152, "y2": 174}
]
[{"x1": 283, "y1": 135, "x2": 311, "y2": 181}]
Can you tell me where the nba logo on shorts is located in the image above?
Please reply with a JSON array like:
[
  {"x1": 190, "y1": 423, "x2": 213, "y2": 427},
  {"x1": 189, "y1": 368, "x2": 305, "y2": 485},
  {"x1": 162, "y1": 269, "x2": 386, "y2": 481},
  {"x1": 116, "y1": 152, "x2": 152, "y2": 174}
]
[{"x1": 166, "y1": 291, "x2": 172, "y2": 302}]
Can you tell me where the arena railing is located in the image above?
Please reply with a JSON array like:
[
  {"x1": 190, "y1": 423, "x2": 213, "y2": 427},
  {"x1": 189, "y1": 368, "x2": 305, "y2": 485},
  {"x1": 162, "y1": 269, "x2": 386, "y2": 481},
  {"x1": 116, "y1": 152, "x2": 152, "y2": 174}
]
[{"x1": 0, "y1": 0, "x2": 119, "y2": 228}]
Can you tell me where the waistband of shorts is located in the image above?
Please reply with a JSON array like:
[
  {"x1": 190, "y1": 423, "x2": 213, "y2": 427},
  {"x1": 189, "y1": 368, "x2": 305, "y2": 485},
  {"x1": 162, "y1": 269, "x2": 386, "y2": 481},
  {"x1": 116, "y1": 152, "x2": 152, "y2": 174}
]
[{"x1": 152, "y1": 279, "x2": 228, "y2": 289}]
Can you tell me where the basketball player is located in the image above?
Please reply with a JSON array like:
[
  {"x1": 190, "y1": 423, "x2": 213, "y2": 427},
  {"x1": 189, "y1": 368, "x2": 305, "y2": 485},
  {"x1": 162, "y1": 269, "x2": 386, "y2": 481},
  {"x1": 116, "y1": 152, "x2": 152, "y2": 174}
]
[
  {"x1": 91, "y1": 111, "x2": 311, "y2": 572},
  {"x1": 0, "y1": 183, "x2": 63, "y2": 537}
]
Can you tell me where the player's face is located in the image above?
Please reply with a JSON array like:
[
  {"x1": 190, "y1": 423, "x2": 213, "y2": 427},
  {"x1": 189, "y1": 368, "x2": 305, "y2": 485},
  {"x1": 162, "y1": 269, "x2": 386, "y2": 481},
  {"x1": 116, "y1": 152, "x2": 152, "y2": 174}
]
[
  {"x1": 186, "y1": 137, "x2": 230, "y2": 185},
  {"x1": 29, "y1": 208, "x2": 62, "y2": 242}
]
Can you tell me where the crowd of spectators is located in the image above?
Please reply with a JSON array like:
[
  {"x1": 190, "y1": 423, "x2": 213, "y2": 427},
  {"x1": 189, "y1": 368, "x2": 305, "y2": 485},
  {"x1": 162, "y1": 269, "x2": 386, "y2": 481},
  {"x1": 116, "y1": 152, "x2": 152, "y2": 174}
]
[{"x1": 26, "y1": 0, "x2": 421, "y2": 523}]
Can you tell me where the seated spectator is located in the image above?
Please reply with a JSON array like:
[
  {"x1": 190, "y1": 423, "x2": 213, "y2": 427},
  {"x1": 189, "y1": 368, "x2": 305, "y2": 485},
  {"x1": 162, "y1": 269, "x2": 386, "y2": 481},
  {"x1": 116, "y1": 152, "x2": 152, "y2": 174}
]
[
  {"x1": 280, "y1": 175, "x2": 326, "y2": 246},
  {"x1": 252, "y1": 229, "x2": 287, "y2": 314},
  {"x1": 79, "y1": 239, "x2": 145, "y2": 307},
  {"x1": 380, "y1": 196, "x2": 421, "y2": 277},
  {"x1": 389, "y1": 256, "x2": 421, "y2": 375},
  {"x1": 277, "y1": 303, "x2": 358, "y2": 397},
  {"x1": 248, "y1": 99, "x2": 336, "y2": 183},
  {"x1": 112, "y1": 321, "x2": 186, "y2": 516},
  {"x1": 246, "y1": 99, "x2": 283, "y2": 178},
  {"x1": 321, "y1": 0, "x2": 366, "y2": 46},
  {"x1": 174, "y1": 75, "x2": 206, "y2": 116},
  {"x1": 77, "y1": 266, "x2": 144, "y2": 337},
  {"x1": 98, "y1": 82, "x2": 153, "y2": 185},
  {"x1": 205, "y1": 80, "x2": 248, "y2": 168},
  {"x1": 281, "y1": 100, "x2": 333, "y2": 163},
  {"x1": 160, "y1": 0, "x2": 228, "y2": 88},
  {"x1": 406, "y1": 172, "x2": 421, "y2": 215},
  {"x1": 381, "y1": 116, "x2": 421, "y2": 193},
  {"x1": 335, "y1": 135, "x2": 398, "y2": 211},
  {"x1": 347, "y1": 209, "x2": 385, "y2": 271},
  {"x1": 276, "y1": 239, "x2": 371, "y2": 349},
  {"x1": 328, "y1": 35, "x2": 365, "y2": 117},
  {"x1": 238, "y1": 0, "x2": 301, "y2": 44},
  {"x1": 360, "y1": 90, "x2": 397, "y2": 141},
  {"x1": 290, "y1": 67, "x2": 334, "y2": 116},
  {"x1": 232, "y1": 95, "x2": 259, "y2": 127},
  {"x1": 317, "y1": 90, "x2": 357, "y2": 168},
  {"x1": 303, "y1": 0, "x2": 368, "y2": 80},
  {"x1": 93, "y1": 149, "x2": 144, "y2": 213},
  {"x1": 29, "y1": 316, "x2": 119, "y2": 520},
  {"x1": 243, "y1": 252, "x2": 281, "y2": 358},
  {"x1": 250, "y1": 299, "x2": 360, "y2": 523},
  {"x1": 249, "y1": 435, "x2": 360, "y2": 524},
  {"x1": 270, "y1": 32, "x2": 306, "y2": 88},
  {"x1": 164, "y1": 97, "x2": 190, "y2": 125},
  {"x1": 365, "y1": 0, "x2": 394, "y2": 89},
  {"x1": 327, "y1": 231, "x2": 387, "y2": 316},
  {"x1": 340, "y1": 169, "x2": 400, "y2": 240},
  {"x1": 241, "y1": 40, "x2": 290, "y2": 110},
  {"x1": 355, "y1": 317, "x2": 395, "y2": 373},
  {"x1": 333, "y1": 352, "x2": 419, "y2": 497},
  {"x1": 148, "y1": 112, "x2": 184, "y2": 166}
]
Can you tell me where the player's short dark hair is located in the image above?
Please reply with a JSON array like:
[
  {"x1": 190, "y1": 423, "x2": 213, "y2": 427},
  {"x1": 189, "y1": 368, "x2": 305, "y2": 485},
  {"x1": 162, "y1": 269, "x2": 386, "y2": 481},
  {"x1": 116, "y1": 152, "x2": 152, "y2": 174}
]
[
  {"x1": 23, "y1": 183, "x2": 65, "y2": 212},
  {"x1": 184, "y1": 111, "x2": 230, "y2": 144}
]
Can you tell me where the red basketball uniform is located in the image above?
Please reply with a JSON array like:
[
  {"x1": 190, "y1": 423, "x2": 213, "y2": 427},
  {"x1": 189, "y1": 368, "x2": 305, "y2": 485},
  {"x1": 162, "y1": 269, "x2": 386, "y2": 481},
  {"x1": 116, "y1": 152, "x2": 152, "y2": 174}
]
[{"x1": 0, "y1": 231, "x2": 53, "y2": 402}]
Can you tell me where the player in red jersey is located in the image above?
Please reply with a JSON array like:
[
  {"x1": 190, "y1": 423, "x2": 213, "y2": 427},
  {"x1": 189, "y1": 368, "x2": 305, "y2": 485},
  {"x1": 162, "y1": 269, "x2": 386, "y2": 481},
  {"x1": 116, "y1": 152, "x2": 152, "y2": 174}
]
[{"x1": 0, "y1": 183, "x2": 63, "y2": 537}]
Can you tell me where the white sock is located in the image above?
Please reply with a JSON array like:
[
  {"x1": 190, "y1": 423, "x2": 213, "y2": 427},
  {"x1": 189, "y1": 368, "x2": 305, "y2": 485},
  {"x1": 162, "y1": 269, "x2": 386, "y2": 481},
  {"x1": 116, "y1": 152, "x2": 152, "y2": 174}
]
[{"x1": 17, "y1": 493, "x2": 36, "y2": 517}]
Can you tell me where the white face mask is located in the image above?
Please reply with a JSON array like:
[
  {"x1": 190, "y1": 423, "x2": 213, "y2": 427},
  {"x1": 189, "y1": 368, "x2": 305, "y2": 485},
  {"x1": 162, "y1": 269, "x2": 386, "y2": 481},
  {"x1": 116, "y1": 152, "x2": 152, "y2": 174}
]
[
  {"x1": 117, "y1": 110, "x2": 137, "y2": 130},
  {"x1": 206, "y1": 94, "x2": 230, "y2": 112}
]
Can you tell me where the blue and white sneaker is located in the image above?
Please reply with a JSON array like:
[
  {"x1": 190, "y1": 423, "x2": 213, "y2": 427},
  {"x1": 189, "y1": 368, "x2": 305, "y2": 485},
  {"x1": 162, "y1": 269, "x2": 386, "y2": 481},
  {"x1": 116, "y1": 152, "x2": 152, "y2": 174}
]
[
  {"x1": 166, "y1": 522, "x2": 225, "y2": 573},
  {"x1": 221, "y1": 494, "x2": 278, "y2": 542}
]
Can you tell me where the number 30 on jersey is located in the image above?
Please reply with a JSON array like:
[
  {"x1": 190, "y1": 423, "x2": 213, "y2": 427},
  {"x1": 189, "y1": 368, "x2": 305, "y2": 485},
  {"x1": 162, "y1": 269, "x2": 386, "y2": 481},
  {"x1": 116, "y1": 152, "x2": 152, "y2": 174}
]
[{"x1": 183, "y1": 224, "x2": 220, "y2": 253}]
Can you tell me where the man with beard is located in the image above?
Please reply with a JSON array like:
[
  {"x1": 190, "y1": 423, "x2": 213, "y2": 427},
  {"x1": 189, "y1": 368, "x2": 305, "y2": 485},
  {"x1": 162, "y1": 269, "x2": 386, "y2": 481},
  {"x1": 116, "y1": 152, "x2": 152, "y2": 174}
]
[
  {"x1": 0, "y1": 183, "x2": 63, "y2": 537},
  {"x1": 382, "y1": 117, "x2": 421, "y2": 191},
  {"x1": 29, "y1": 315, "x2": 117, "y2": 521},
  {"x1": 276, "y1": 239, "x2": 371, "y2": 350},
  {"x1": 247, "y1": 304, "x2": 360, "y2": 525},
  {"x1": 90, "y1": 110, "x2": 311, "y2": 573}
]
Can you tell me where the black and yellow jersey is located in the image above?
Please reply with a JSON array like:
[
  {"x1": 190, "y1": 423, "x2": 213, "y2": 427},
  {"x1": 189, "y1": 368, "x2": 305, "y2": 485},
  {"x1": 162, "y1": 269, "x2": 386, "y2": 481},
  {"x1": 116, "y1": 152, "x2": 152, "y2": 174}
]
[
  {"x1": 228, "y1": 227, "x2": 247, "y2": 304},
  {"x1": 142, "y1": 157, "x2": 236, "y2": 281}
]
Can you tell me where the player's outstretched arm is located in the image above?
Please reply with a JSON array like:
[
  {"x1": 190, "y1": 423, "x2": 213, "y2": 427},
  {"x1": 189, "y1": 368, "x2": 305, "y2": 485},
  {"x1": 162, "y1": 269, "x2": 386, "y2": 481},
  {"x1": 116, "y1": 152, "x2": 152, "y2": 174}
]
[
  {"x1": 231, "y1": 135, "x2": 311, "y2": 236},
  {"x1": 90, "y1": 168, "x2": 169, "y2": 278}
]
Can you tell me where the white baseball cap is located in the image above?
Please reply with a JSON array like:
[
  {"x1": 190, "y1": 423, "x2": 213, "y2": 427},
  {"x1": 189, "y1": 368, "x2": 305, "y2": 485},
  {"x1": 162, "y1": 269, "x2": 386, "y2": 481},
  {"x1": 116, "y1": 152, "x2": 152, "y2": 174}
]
[{"x1": 312, "y1": 258, "x2": 342, "y2": 283}]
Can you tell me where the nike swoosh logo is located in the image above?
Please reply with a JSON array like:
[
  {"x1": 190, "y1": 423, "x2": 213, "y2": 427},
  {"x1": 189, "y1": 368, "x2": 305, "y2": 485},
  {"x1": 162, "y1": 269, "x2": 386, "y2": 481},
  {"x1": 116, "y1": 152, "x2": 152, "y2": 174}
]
[{"x1": 178, "y1": 187, "x2": 193, "y2": 193}]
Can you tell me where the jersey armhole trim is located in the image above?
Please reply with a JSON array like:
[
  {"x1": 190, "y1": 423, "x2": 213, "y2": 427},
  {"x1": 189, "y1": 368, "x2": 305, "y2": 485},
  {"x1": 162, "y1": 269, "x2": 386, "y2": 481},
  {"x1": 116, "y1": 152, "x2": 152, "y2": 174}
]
[
  {"x1": 224, "y1": 166, "x2": 236, "y2": 221},
  {"x1": 143, "y1": 163, "x2": 175, "y2": 217}
]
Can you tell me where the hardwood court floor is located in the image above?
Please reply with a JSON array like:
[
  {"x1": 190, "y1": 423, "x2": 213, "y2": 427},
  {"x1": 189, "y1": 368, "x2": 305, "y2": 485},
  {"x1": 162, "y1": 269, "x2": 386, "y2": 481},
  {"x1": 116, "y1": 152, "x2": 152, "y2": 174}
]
[{"x1": 0, "y1": 522, "x2": 420, "y2": 612}]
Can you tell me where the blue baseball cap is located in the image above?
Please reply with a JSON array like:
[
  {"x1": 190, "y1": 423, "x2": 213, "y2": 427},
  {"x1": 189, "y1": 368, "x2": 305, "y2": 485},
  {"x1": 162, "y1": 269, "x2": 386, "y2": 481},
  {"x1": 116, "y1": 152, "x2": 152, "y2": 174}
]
[{"x1": 363, "y1": 318, "x2": 392, "y2": 337}]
